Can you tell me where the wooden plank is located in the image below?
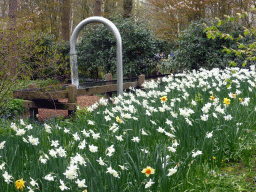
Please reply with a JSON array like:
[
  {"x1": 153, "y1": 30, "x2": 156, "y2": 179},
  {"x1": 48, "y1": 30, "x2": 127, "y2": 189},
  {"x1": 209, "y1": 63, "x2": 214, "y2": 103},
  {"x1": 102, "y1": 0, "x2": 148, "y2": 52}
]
[
  {"x1": 23, "y1": 100, "x2": 37, "y2": 108},
  {"x1": 77, "y1": 81, "x2": 138, "y2": 96},
  {"x1": 105, "y1": 73, "x2": 113, "y2": 100},
  {"x1": 123, "y1": 81, "x2": 138, "y2": 89},
  {"x1": 56, "y1": 103, "x2": 76, "y2": 110},
  {"x1": 67, "y1": 84, "x2": 77, "y2": 103},
  {"x1": 14, "y1": 81, "x2": 138, "y2": 100},
  {"x1": 13, "y1": 90, "x2": 68, "y2": 100},
  {"x1": 23, "y1": 100, "x2": 76, "y2": 110},
  {"x1": 138, "y1": 74, "x2": 145, "y2": 88}
]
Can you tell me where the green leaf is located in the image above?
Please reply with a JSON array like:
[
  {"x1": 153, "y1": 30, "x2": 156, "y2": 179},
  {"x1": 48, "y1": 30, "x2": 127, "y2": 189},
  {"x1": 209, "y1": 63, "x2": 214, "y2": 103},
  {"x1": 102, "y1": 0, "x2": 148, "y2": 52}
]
[
  {"x1": 225, "y1": 15, "x2": 230, "y2": 22},
  {"x1": 210, "y1": 25, "x2": 217, "y2": 30},
  {"x1": 242, "y1": 60, "x2": 247, "y2": 67},
  {"x1": 217, "y1": 20, "x2": 223, "y2": 27},
  {"x1": 235, "y1": 51, "x2": 241, "y2": 57},
  {"x1": 206, "y1": 33, "x2": 212, "y2": 39},
  {"x1": 238, "y1": 44, "x2": 245, "y2": 49},
  {"x1": 249, "y1": 44, "x2": 255, "y2": 49},
  {"x1": 230, "y1": 16, "x2": 235, "y2": 22},
  {"x1": 229, "y1": 61, "x2": 237, "y2": 66},
  {"x1": 244, "y1": 29, "x2": 250, "y2": 36},
  {"x1": 224, "y1": 35, "x2": 229, "y2": 40},
  {"x1": 237, "y1": 34, "x2": 243, "y2": 41},
  {"x1": 225, "y1": 78, "x2": 232, "y2": 83},
  {"x1": 223, "y1": 48, "x2": 231, "y2": 54},
  {"x1": 203, "y1": 27, "x2": 209, "y2": 33}
]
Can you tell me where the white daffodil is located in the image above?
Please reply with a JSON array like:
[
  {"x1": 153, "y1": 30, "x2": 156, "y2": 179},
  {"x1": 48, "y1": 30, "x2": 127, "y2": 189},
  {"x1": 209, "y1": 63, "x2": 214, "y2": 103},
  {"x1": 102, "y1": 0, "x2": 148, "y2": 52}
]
[
  {"x1": 75, "y1": 179, "x2": 87, "y2": 188},
  {"x1": 131, "y1": 137, "x2": 140, "y2": 143},
  {"x1": 145, "y1": 179, "x2": 155, "y2": 188}
]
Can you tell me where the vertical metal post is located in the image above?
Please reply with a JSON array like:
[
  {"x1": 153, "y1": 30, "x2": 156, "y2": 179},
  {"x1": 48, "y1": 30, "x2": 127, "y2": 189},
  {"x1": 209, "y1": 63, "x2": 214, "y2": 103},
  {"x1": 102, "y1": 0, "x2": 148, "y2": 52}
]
[{"x1": 70, "y1": 16, "x2": 123, "y2": 95}]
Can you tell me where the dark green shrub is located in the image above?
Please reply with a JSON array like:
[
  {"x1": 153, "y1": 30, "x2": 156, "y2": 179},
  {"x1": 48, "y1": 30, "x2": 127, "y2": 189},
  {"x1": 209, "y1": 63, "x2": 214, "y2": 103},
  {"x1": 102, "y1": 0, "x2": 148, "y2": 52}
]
[
  {"x1": 77, "y1": 16, "x2": 167, "y2": 78},
  {"x1": 171, "y1": 19, "x2": 255, "y2": 72},
  {"x1": 0, "y1": 99, "x2": 27, "y2": 119},
  {"x1": 21, "y1": 32, "x2": 70, "y2": 80}
]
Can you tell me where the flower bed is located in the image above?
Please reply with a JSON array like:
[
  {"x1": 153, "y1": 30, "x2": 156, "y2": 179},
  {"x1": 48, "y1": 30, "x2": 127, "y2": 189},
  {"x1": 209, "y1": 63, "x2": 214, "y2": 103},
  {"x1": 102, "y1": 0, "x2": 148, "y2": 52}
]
[{"x1": 1, "y1": 66, "x2": 256, "y2": 191}]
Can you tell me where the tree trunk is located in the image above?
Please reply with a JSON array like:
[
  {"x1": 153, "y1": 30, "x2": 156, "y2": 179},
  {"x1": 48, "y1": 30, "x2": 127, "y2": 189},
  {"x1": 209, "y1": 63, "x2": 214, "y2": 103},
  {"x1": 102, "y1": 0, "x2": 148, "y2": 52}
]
[
  {"x1": 94, "y1": 0, "x2": 102, "y2": 16},
  {"x1": 8, "y1": 0, "x2": 18, "y2": 77},
  {"x1": 1, "y1": 0, "x2": 7, "y2": 18},
  {"x1": 81, "y1": 0, "x2": 91, "y2": 20},
  {"x1": 61, "y1": 0, "x2": 71, "y2": 41},
  {"x1": 104, "y1": 0, "x2": 111, "y2": 18},
  {"x1": 123, "y1": 0, "x2": 133, "y2": 18},
  {"x1": 219, "y1": 0, "x2": 227, "y2": 19}
]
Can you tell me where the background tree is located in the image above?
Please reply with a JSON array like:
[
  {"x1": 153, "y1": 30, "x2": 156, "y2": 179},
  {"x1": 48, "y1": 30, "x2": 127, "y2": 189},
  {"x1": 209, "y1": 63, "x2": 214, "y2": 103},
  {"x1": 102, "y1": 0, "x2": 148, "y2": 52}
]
[
  {"x1": 148, "y1": 0, "x2": 256, "y2": 41},
  {"x1": 123, "y1": 0, "x2": 133, "y2": 18},
  {"x1": 8, "y1": 0, "x2": 18, "y2": 76},
  {"x1": 170, "y1": 18, "x2": 254, "y2": 72},
  {"x1": 204, "y1": 6, "x2": 256, "y2": 68},
  {"x1": 94, "y1": 0, "x2": 102, "y2": 16},
  {"x1": 1, "y1": 0, "x2": 7, "y2": 18},
  {"x1": 61, "y1": 0, "x2": 70, "y2": 41}
]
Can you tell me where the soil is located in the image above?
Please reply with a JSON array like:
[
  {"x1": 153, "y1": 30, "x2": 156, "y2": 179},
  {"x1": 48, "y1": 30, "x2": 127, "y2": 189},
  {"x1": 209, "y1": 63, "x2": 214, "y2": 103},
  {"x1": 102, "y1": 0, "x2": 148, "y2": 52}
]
[{"x1": 36, "y1": 95, "x2": 102, "y2": 121}]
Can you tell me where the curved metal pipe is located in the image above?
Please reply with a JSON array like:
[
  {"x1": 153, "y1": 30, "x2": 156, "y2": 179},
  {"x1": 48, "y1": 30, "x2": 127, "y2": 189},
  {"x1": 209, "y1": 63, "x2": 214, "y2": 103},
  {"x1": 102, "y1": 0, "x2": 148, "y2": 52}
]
[{"x1": 70, "y1": 16, "x2": 123, "y2": 96}]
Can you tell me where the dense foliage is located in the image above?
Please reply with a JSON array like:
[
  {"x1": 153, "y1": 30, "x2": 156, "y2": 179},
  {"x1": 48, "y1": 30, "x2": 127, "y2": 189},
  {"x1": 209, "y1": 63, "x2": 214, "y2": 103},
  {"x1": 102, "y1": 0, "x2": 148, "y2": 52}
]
[
  {"x1": 20, "y1": 32, "x2": 70, "y2": 80},
  {"x1": 0, "y1": 30, "x2": 70, "y2": 116},
  {"x1": 204, "y1": 8, "x2": 256, "y2": 68},
  {"x1": 77, "y1": 16, "x2": 168, "y2": 79},
  {"x1": 171, "y1": 19, "x2": 256, "y2": 72}
]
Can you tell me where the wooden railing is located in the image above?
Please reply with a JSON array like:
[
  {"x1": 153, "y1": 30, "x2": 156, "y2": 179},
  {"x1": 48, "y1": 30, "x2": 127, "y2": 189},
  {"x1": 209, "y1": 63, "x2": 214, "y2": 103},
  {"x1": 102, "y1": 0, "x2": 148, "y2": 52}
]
[
  {"x1": 13, "y1": 74, "x2": 148, "y2": 119},
  {"x1": 13, "y1": 73, "x2": 171, "y2": 119}
]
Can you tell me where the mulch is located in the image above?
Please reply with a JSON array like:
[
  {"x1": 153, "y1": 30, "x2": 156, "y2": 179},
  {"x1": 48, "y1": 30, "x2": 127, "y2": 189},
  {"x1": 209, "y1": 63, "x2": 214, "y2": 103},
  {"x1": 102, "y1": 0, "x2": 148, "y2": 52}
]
[{"x1": 32, "y1": 95, "x2": 102, "y2": 121}]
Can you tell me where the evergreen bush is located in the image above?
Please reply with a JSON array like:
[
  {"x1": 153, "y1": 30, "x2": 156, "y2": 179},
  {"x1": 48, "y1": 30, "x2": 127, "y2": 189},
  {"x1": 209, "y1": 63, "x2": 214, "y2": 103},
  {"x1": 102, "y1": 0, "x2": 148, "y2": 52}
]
[
  {"x1": 21, "y1": 32, "x2": 70, "y2": 80},
  {"x1": 171, "y1": 19, "x2": 255, "y2": 72},
  {"x1": 77, "y1": 16, "x2": 167, "y2": 78}
]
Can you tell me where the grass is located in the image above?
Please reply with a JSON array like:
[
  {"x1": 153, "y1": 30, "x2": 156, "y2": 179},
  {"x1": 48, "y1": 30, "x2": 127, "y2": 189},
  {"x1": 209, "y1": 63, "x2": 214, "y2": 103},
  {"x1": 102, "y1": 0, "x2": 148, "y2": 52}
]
[
  {"x1": 1, "y1": 66, "x2": 256, "y2": 191},
  {"x1": 219, "y1": 159, "x2": 256, "y2": 191}
]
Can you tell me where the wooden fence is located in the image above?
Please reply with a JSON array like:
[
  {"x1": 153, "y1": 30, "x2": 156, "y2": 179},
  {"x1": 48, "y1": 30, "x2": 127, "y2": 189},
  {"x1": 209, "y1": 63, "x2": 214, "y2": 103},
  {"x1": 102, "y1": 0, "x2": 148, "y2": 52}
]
[
  {"x1": 13, "y1": 73, "x2": 171, "y2": 119},
  {"x1": 13, "y1": 74, "x2": 150, "y2": 119}
]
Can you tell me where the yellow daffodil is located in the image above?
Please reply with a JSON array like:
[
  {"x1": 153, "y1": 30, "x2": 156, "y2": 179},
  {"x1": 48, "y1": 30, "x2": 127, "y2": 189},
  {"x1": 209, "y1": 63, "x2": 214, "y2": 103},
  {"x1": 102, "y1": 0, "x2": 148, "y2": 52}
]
[
  {"x1": 15, "y1": 178, "x2": 25, "y2": 191},
  {"x1": 239, "y1": 98, "x2": 242, "y2": 102},
  {"x1": 210, "y1": 95, "x2": 215, "y2": 100},
  {"x1": 160, "y1": 96, "x2": 167, "y2": 102},
  {"x1": 141, "y1": 166, "x2": 155, "y2": 177},
  {"x1": 116, "y1": 116, "x2": 122, "y2": 123},
  {"x1": 223, "y1": 98, "x2": 230, "y2": 105}
]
